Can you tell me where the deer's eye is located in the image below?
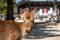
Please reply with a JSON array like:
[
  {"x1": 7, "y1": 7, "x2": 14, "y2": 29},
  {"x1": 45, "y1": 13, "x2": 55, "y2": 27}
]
[{"x1": 26, "y1": 16, "x2": 30, "y2": 19}]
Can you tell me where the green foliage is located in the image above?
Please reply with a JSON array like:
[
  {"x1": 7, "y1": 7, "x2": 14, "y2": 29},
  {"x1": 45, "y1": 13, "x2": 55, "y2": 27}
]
[{"x1": 0, "y1": 2, "x2": 7, "y2": 14}]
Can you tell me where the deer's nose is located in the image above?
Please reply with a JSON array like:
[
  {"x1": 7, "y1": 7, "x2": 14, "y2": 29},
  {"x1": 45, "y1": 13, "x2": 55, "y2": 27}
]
[{"x1": 26, "y1": 30, "x2": 30, "y2": 33}]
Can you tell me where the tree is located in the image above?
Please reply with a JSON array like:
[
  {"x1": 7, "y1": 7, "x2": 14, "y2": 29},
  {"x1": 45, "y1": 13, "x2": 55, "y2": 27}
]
[
  {"x1": 0, "y1": 2, "x2": 7, "y2": 14},
  {"x1": 0, "y1": 1, "x2": 7, "y2": 20},
  {"x1": 6, "y1": 0, "x2": 14, "y2": 20}
]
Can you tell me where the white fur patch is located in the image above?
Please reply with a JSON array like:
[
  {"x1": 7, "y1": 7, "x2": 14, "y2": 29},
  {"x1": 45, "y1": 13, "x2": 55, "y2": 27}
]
[{"x1": 15, "y1": 19, "x2": 24, "y2": 23}]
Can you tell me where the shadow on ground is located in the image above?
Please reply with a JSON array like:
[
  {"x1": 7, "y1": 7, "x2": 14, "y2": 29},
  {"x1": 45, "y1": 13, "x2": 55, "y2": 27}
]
[{"x1": 25, "y1": 23, "x2": 60, "y2": 39}]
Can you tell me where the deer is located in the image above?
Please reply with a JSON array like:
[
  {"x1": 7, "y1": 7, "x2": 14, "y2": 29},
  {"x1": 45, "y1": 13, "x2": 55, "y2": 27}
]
[{"x1": 0, "y1": 8, "x2": 37, "y2": 40}]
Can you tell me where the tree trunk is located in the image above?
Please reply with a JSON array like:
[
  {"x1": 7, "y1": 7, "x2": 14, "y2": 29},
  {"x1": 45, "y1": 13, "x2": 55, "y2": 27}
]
[{"x1": 6, "y1": 0, "x2": 14, "y2": 20}]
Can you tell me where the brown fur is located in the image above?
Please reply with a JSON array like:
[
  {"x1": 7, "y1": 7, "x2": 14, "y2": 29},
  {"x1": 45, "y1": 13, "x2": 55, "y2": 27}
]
[{"x1": 0, "y1": 20, "x2": 22, "y2": 40}]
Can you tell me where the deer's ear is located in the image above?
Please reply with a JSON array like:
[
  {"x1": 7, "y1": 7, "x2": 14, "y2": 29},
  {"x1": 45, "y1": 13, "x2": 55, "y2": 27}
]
[
  {"x1": 30, "y1": 7, "x2": 38, "y2": 14},
  {"x1": 19, "y1": 8, "x2": 24, "y2": 14}
]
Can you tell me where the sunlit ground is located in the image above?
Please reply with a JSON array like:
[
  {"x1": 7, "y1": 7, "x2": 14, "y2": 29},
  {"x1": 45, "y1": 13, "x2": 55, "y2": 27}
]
[{"x1": 24, "y1": 22, "x2": 60, "y2": 40}]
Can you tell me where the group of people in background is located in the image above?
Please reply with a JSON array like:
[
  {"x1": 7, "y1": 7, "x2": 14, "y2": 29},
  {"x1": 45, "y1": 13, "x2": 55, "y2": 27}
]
[{"x1": 34, "y1": 7, "x2": 59, "y2": 21}]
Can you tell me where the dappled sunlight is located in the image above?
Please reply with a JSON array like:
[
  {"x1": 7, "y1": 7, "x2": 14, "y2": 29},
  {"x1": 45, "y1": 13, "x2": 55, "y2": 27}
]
[{"x1": 25, "y1": 23, "x2": 60, "y2": 39}]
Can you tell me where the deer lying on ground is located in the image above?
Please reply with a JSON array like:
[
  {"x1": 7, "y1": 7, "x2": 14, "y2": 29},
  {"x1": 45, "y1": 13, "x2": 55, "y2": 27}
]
[{"x1": 0, "y1": 8, "x2": 36, "y2": 40}]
